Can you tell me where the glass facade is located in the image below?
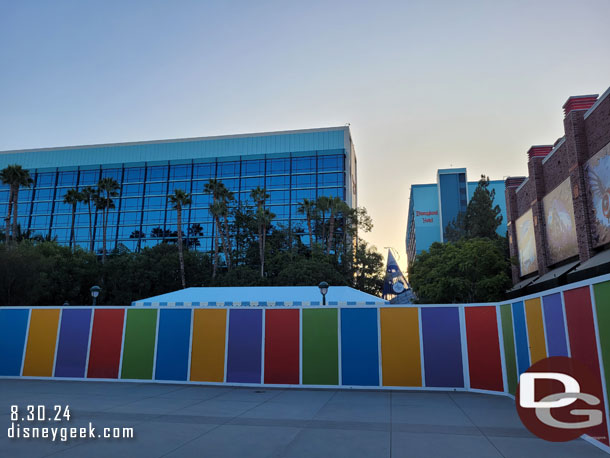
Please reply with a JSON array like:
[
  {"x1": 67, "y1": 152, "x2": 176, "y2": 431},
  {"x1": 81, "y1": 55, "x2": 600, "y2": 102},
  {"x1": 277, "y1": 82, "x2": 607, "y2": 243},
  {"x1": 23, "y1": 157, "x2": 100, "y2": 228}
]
[{"x1": 0, "y1": 151, "x2": 348, "y2": 252}]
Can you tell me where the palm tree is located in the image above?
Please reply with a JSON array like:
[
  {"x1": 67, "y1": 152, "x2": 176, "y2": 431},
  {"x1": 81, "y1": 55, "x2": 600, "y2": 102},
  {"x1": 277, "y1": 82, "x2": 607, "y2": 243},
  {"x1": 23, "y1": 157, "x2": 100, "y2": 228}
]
[
  {"x1": 80, "y1": 186, "x2": 96, "y2": 252},
  {"x1": 297, "y1": 198, "x2": 316, "y2": 247},
  {"x1": 250, "y1": 187, "x2": 274, "y2": 277},
  {"x1": 204, "y1": 179, "x2": 234, "y2": 275},
  {"x1": 0, "y1": 164, "x2": 33, "y2": 245},
  {"x1": 168, "y1": 189, "x2": 192, "y2": 289},
  {"x1": 316, "y1": 196, "x2": 331, "y2": 247},
  {"x1": 326, "y1": 197, "x2": 348, "y2": 254},
  {"x1": 95, "y1": 177, "x2": 120, "y2": 262},
  {"x1": 218, "y1": 186, "x2": 235, "y2": 268},
  {"x1": 63, "y1": 188, "x2": 82, "y2": 251}
]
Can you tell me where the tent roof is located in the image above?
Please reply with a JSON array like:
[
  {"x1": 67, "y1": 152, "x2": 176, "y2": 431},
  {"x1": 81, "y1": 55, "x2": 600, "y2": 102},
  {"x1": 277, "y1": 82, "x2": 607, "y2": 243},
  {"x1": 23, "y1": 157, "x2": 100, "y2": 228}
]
[{"x1": 132, "y1": 286, "x2": 387, "y2": 306}]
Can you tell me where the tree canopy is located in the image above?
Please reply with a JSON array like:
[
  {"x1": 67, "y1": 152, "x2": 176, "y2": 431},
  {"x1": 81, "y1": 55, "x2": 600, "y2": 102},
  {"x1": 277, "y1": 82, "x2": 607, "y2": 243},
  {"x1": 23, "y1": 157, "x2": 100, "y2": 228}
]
[{"x1": 410, "y1": 174, "x2": 510, "y2": 303}]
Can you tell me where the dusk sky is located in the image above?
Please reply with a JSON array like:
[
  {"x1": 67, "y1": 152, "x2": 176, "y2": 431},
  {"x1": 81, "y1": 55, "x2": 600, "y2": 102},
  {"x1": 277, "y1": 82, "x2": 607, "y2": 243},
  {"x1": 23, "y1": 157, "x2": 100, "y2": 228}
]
[{"x1": 1, "y1": 0, "x2": 609, "y2": 270}]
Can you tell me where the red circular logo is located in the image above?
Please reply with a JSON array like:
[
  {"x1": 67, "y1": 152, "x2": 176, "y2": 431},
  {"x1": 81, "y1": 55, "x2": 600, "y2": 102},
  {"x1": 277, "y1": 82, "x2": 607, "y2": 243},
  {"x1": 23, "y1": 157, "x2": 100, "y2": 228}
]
[{"x1": 516, "y1": 356, "x2": 606, "y2": 442}]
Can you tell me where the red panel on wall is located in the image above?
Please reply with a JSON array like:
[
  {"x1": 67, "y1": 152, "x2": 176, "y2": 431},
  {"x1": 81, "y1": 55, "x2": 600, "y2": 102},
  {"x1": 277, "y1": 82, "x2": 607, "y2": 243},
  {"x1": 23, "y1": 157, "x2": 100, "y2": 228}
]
[
  {"x1": 264, "y1": 309, "x2": 299, "y2": 384},
  {"x1": 564, "y1": 287, "x2": 609, "y2": 446},
  {"x1": 465, "y1": 306, "x2": 504, "y2": 391},
  {"x1": 87, "y1": 309, "x2": 125, "y2": 379}
]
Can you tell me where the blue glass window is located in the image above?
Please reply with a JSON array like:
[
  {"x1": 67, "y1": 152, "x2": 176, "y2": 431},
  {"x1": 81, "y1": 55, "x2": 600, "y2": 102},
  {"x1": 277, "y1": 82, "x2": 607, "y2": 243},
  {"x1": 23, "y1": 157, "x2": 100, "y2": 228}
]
[
  {"x1": 292, "y1": 157, "x2": 316, "y2": 173},
  {"x1": 52, "y1": 214, "x2": 71, "y2": 227},
  {"x1": 36, "y1": 173, "x2": 56, "y2": 187},
  {"x1": 291, "y1": 189, "x2": 316, "y2": 202},
  {"x1": 142, "y1": 211, "x2": 165, "y2": 224},
  {"x1": 118, "y1": 225, "x2": 141, "y2": 238},
  {"x1": 190, "y1": 208, "x2": 213, "y2": 222},
  {"x1": 218, "y1": 178, "x2": 239, "y2": 192},
  {"x1": 241, "y1": 177, "x2": 264, "y2": 191},
  {"x1": 51, "y1": 228, "x2": 70, "y2": 240},
  {"x1": 57, "y1": 171, "x2": 77, "y2": 187},
  {"x1": 144, "y1": 196, "x2": 166, "y2": 209},
  {"x1": 192, "y1": 180, "x2": 213, "y2": 194},
  {"x1": 267, "y1": 158, "x2": 290, "y2": 175},
  {"x1": 147, "y1": 166, "x2": 168, "y2": 181},
  {"x1": 32, "y1": 202, "x2": 52, "y2": 213},
  {"x1": 319, "y1": 172, "x2": 344, "y2": 187},
  {"x1": 124, "y1": 167, "x2": 145, "y2": 182},
  {"x1": 268, "y1": 205, "x2": 289, "y2": 219},
  {"x1": 0, "y1": 190, "x2": 9, "y2": 203},
  {"x1": 318, "y1": 155, "x2": 344, "y2": 172},
  {"x1": 145, "y1": 182, "x2": 167, "y2": 195},
  {"x1": 168, "y1": 181, "x2": 190, "y2": 193},
  {"x1": 266, "y1": 175, "x2": 290, "y2": 189},
  {"x1": 217, "y1": 161, "x2": 240, "y2": 177},
  {"x1": 268, "y1": 190, "x2": 289, "y2": 204},
  {"x1": 78, "y1": 170, "x2": 99, "y2": 185},
  {"x1": 242, "y1": 160, "x2": 264, "y2": 176},
  {"x1": 123, "y1": 183, "x2": 144, "y2": 196},
  {"x1": 101, "y1": 169, "x2": 122, "y2": 181},
  {"x1": 31, "y1": 215, "x2": 51, "y2": 227},
  {"x1": 170, "y1": 164, "x2": 192, "y2": 180},
  {"x1": 121, "y1": 211, "x2": 141, "y2": 224},
  {"x1": 191, "y1": 194, "x2": 211, "y2": 207},
  {"x1": 193, "y1": 163, "x2": 215, "y2": 179},
  {"x1": 121, "y1": 198, "x2": 142, "y2": 210},
  {"x1": 75, "y1": 214, "x2": 91, "y2": 225},
  {"x1": 34, "y1": 188, "x2": 55, "y2": 200},
  {"x1": 318, "y1": 187, "x2": 344, "y2": 199},
  {"x1": 18, "y1": 190, "x2": 33, "y2": 201},
  {"x1": 74, "y1": 227, "x2": 89, "y2": 240},
  {"x1": 294, "y1": 174, "x2": 316, "y2": 187}
]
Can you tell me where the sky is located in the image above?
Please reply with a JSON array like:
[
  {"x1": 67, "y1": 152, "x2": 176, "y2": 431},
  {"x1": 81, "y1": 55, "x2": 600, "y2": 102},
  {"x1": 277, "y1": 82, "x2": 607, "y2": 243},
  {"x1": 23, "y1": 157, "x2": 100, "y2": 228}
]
[{"x1": 1, "y1": 0, "x2": 609, "y2": 271}]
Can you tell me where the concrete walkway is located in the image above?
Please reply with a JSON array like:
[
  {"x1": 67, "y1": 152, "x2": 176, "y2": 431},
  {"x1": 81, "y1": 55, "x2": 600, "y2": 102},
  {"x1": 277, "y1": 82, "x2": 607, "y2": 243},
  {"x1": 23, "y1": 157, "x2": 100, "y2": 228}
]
[{"x1": 0, "y1": 380, "x2": 607, "y2": 457}]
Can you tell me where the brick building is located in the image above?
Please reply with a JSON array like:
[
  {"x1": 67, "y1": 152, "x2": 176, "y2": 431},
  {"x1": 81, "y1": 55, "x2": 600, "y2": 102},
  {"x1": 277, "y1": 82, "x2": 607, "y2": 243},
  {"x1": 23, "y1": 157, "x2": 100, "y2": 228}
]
[{"x1": 505, "y1": 86, "x2": 610, "y2": 296}]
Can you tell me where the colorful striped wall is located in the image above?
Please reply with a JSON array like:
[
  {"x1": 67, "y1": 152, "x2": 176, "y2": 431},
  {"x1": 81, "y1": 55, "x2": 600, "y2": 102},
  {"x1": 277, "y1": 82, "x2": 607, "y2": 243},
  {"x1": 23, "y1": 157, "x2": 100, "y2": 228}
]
[{"x1": 3, "y1": 275, "x2": 610, "y2": 449}]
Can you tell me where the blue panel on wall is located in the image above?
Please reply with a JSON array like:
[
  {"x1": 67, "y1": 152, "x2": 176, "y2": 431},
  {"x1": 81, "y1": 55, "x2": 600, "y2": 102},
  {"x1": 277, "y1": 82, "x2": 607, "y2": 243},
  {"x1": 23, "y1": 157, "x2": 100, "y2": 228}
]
[
  {"x1": 542, "y1": 294, "x2": 569, "y2": 357},
  {"x1": 421, "y1": 307, "x2": 464, "y2": 387},
  {"x1": 341, "y1": 308, "x2": 379, "y2": 386},
  {"x1": 155, "y1": 309, "x2": 191, "y2": 381},
  {"x1": 55, "y1": 309, "x2": 92, "y2": 378},
  {"x1": 227, "y1": 309, "x2": 263, "y2": 383},
  {"x1": 512, "y1": 301, "x2": 530, "y2": 375},
  {"x1": 0, "y1": 309, "x2": 30, "y2": 376}
]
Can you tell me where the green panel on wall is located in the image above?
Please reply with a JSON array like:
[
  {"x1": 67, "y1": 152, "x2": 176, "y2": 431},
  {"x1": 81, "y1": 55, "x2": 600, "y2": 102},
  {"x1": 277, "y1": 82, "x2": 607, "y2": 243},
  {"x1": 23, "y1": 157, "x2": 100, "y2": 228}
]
[
  {"x1": 121, "y1": 309, "x2": 158, "y2": 380},
  {"x1": 594, "y1": 281, "x2": 610, "y2": 408},
  {"x1": 302, "y1": 309, "x2": 338, "y2": 385},
  {"x1": 500, "y1": 305, "x2": 517, "y2": 394}
]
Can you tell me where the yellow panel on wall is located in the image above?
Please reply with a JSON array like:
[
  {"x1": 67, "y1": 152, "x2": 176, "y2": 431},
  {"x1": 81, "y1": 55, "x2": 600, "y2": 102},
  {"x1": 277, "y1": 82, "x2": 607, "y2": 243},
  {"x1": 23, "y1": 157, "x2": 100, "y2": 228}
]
[
  {"x1": 22, "y1": 309, "x2": 61, "y2": 377},
  {"x1": 190, "y1": 309, "x2": 227, "y2": 382},
  {"x1": 380, "y1": 307, "x2": 422, "y2": 387},
  {"x1": 525, "y1": 298, "x2": 547, "y2": 364}
]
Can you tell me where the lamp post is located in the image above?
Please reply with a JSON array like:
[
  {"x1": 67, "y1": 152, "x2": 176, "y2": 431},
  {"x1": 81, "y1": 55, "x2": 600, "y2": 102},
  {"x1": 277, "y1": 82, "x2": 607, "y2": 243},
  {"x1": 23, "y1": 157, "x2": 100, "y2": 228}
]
[
  {"x1": 90, "y1": 285, "x2": 101, "y2": 306},
  {"x1": 318, "y1": 281, "x2": 329, "y2": 306}
]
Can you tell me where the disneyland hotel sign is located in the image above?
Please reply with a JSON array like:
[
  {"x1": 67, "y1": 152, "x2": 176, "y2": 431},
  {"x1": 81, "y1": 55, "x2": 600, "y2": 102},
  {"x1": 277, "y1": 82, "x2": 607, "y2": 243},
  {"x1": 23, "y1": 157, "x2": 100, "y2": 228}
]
[{"x1": 416, "y1": 211, "x2": 438, "y2": 223}]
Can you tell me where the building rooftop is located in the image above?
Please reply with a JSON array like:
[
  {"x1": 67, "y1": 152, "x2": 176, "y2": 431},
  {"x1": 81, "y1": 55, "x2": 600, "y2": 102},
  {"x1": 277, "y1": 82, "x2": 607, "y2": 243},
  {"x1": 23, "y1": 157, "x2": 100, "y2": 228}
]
[{"x1": 132, "y1": 286, "x2": 387, "y2": 307}]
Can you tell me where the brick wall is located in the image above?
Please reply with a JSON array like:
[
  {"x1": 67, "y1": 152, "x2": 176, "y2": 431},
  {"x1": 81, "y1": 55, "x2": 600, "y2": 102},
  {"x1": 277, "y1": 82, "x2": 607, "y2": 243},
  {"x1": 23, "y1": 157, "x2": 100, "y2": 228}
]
[{"x1": 505, "y1": 88, "x2": 610, "y2": 284}]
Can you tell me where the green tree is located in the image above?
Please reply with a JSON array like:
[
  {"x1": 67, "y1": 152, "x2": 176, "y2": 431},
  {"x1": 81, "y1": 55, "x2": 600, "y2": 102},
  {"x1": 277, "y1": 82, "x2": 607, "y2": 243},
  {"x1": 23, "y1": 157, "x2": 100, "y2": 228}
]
[
  {"x1": 95, "y1": 177, "x2": 120, "y2": 262},
  {"x1": 63, "y1": 188, "x2": 82, "y2": 251},
  {"x1": 250, "y1": 187, "x2": 274, "y2": 278},
  {"x1": 445, "y1": 175, "x2": 503, "y2": 242},
  {"x1": 316, "y1": 196, "x2": 331, "y2": 246},
  {"x1": 0, "y1": 164, "x2": 33, "y2": 245},
  {"x1": 204, "y1": 179, "x2": 235, "y2": 274},
  {"x1": 168, "y1": 189, "x2": 192, "y2": 288},
  {"x1": 80, "y1": 186, "x2": 96, "y2": 252},
  {"x1": 297, "y1": 198, "x2": 316, "y2": 247},
  {"x1": 409, "y1": 239, "x2": 511, "y2": 303},
  {"x1": 326, "y1": 197, "x2": 349, "y2": 254}
]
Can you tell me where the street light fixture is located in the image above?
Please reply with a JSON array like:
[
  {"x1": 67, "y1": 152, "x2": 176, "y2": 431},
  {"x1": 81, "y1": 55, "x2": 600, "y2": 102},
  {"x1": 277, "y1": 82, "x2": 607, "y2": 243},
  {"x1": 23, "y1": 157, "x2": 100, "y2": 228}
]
[
  {"x1": 90, "y1": 285, "x2": 101, "y2": 306},
  {"x1": 318, "y1": 281, "x2": 329, "y2": 306}
]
